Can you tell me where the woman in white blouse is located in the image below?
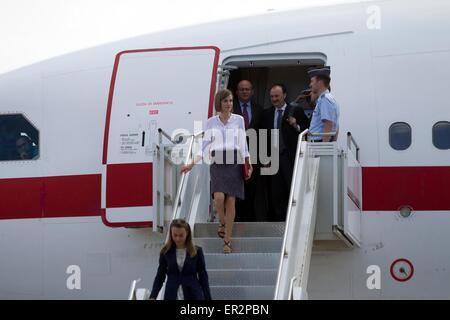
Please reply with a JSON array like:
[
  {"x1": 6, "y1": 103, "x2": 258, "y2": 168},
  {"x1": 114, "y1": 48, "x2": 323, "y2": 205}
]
[{"x1": 182, "y1": 89, "x2": 253, "y2": 253}]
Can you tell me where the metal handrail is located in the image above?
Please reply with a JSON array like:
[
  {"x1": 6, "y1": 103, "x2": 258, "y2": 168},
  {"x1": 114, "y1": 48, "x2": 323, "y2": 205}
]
[
  {"x1": 158, "y1": 128, "x2": 177, "y2": 144},
  {"x1": 171, "y1": 138, "x2": 194, "y2": 218},
  {"x1": 308, "y1": 131, "x2": 337, "y2": 137},
  {"x1": 165, "y1": 136, "x2": 194, "y2": 242},
  {"x1": 274, "y1": 129, "x2": 309, "y2": 299},
  {"x1": 307, "y1": 131, "x2": 337, "y2": 143},
  {"x1": 288, "y1": 276, "x2": 298, "y2": 300},
  {"x1": 347, "y1": 131, "x2": 360, "y2": 161},
  {"x1": 308, "y1": 132, "x2": 337, "y2": 136},
  {"x1": 168, "y1": 131, "x2": 204, "y2": 231},
  {"x1": 128, "y1": 278, "x2": 141, "y2": 300}
]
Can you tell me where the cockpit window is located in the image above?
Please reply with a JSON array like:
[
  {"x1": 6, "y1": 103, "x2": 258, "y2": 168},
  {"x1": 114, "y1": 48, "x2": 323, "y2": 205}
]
[
  {"x1": 433, "y1": 121, "x2": 450, "y2": 150},
  {"x1": 0, "y1": 114, "x2": 39, "y2": 161},
  {"x1": 389, "y1": 122, "x2": 411, "y2": 151}
]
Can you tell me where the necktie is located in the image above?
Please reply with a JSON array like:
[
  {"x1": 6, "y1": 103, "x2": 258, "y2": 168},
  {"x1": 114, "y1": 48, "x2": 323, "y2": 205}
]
[
  {"x1": 242, "y1": 103, "x2": 249, "y2": 130},
  {"x1": 276, "y1": 109, "x2": 285, "y2": 151},
  {"x1": 276, "y1": 109, "x2": 283, "y2": 129}
]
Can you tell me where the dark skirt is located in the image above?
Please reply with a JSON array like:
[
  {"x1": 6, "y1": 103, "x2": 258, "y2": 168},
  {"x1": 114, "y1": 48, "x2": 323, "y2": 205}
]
[{"x1": 210, "y1": 150, "x2": 245, "y2": 200}]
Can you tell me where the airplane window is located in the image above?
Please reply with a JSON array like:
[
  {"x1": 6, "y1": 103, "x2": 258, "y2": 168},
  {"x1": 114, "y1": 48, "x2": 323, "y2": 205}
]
[
  {"x1": 433, "y1": 121, "x2": 450, "y2": 150},
  {"x1": 389, "y1": 122, "x2": 411, "y2": 151},
  {"x1": 0, "y1": 114, "x2": 39, "y2": 161}
]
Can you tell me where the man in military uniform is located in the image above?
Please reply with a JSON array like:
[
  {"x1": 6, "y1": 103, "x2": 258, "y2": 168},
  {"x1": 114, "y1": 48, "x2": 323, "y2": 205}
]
[{"x1": 308, "y1": 66, "x2": 340, "y2": 142}]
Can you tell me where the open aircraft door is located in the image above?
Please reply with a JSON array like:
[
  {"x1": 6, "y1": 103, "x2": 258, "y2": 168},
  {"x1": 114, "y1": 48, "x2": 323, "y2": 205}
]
[
  {"x1": 101, "y1": 46, "x2": 220, "y2": 227},
  {"x1": 342, "y1": 133, "x2": 362, "y2": 246}
]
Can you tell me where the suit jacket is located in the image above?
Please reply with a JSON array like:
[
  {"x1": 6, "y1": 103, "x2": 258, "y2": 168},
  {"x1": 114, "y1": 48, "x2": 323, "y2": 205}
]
[
  {"x1": 233, "y1": 100, "x2": 264, "y2": 164},
  {"x1": 233, "y1": 100, "x2": 263, "y2": 130},
  {"x1": 150, "y1": 246, "x2": 212, "y2": 300},
  {"x1": 262, "y1": 103, "x2": 310, "y2": 160}
]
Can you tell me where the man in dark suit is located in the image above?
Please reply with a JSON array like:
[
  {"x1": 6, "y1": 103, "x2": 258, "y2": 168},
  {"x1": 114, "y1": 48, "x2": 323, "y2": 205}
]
[
  {"x1": 233, "y1": 80, "x2": 264, "y2": 222},
  {"x1": 262, "y1": 84, "x2": 310, "y2": 221}
]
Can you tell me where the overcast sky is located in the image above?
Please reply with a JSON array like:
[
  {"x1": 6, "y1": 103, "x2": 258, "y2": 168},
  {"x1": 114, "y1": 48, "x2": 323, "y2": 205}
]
[{"x1": 0, "y1": 0, "x2": 364, "y2": 74}]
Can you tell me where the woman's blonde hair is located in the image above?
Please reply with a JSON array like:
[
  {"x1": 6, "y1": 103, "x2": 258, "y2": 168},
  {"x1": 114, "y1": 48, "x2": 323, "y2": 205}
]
[
  {"x1": 214, "y1": 89, "x2": 233, "y2": 112},
  {"x1": 161, "y1": 219, "x2": 197, "y2": 257}
]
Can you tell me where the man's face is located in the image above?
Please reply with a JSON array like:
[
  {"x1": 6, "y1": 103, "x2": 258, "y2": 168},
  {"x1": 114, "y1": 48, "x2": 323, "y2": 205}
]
[
  {"x1": 236, "y1": 81, "x2": 253, "y2": 103},
  {"x1": 270, "y1": 86, "x2": 286, "y2": 108}
]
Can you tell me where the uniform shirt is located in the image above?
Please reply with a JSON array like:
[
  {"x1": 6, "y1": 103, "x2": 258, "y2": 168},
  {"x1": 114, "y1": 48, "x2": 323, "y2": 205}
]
[
  {"x1": 197, "y1": 113, "x2": 250, "y2": 161},
  {"x1": 309, "y1": 90, "x2": 340, "y2": 141}
]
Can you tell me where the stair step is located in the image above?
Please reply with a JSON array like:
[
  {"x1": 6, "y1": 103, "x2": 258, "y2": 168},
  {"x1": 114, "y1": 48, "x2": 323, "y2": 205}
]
[
  {"x1": 208, "y1": 269, "x2": 278, "y2": 286},
  {"x1": 210, "y1": 286, "x2": 275, "y2": 300},
  {"x1": 194, "y1": 222, "x2": 285, "y2": 238},
  {"x1": 196, "y1": 237, "x2": 282, "y2": 253},
  {"x1": 205, "y1": 253, "x2": 280, "y2": 269}
]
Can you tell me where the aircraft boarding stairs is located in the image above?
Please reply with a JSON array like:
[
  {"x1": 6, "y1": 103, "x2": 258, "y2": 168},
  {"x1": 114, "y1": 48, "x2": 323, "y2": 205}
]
[
  {"x1": 194, "y1": 221, "x2": 285, "y2": 299},
  {"x1": 129, "y1": 129, "x2": 362, "y2": 300}
]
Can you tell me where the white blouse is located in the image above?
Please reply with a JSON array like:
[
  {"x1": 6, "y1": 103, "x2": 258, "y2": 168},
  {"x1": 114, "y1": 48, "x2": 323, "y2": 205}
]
[
  {"x1": 196, "y1": 113, "x2": 250, "y2": 161},
  {"x1": 176, "y1": 248, "x2": 186, "y2": 300}
]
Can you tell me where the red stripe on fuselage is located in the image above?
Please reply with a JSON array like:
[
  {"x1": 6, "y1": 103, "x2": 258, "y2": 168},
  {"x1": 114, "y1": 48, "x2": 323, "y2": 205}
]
[
  {"x1": 0, "y1": 177, "x2": 43, "y2": 219},
  {"x1": 362, "y1": 166, "x2": 450, "y2": 211},
  {"x1": 1, "y1": 166, "x2": 450, "y2": 220},
  {"x1": 106, "y1": 163, "x2": 152, "y2": 208},
  {"x1": 0, "y1": 174, "x2": 101, "y2": 220}
]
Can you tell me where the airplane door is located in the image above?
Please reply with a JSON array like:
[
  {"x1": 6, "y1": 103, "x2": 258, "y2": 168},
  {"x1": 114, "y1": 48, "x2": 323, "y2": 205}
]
[
  {"x1": 343, "y1": 134, "x2": 362, "y2": 246},
  {"x1": 101, "y1": 46, "x2": 220, "y2": 227}
]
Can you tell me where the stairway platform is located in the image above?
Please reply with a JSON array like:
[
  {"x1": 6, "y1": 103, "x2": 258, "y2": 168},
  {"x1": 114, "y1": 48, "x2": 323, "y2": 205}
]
[
  {"x1": 194, "y1": 222, "x2": 285, "y2": 238},
  {"x1": 210, "y1": 285, "x2": 275, "y2": 300},
  {"x1": 208, "y1": 269, "x2": 278, "y2": 286},
  {"x1": 204, "y1": 253, "x2": 280, "y2": 269},
  {"x1": 196, "y1": 237, "x2": 282, "y2": 253}
]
